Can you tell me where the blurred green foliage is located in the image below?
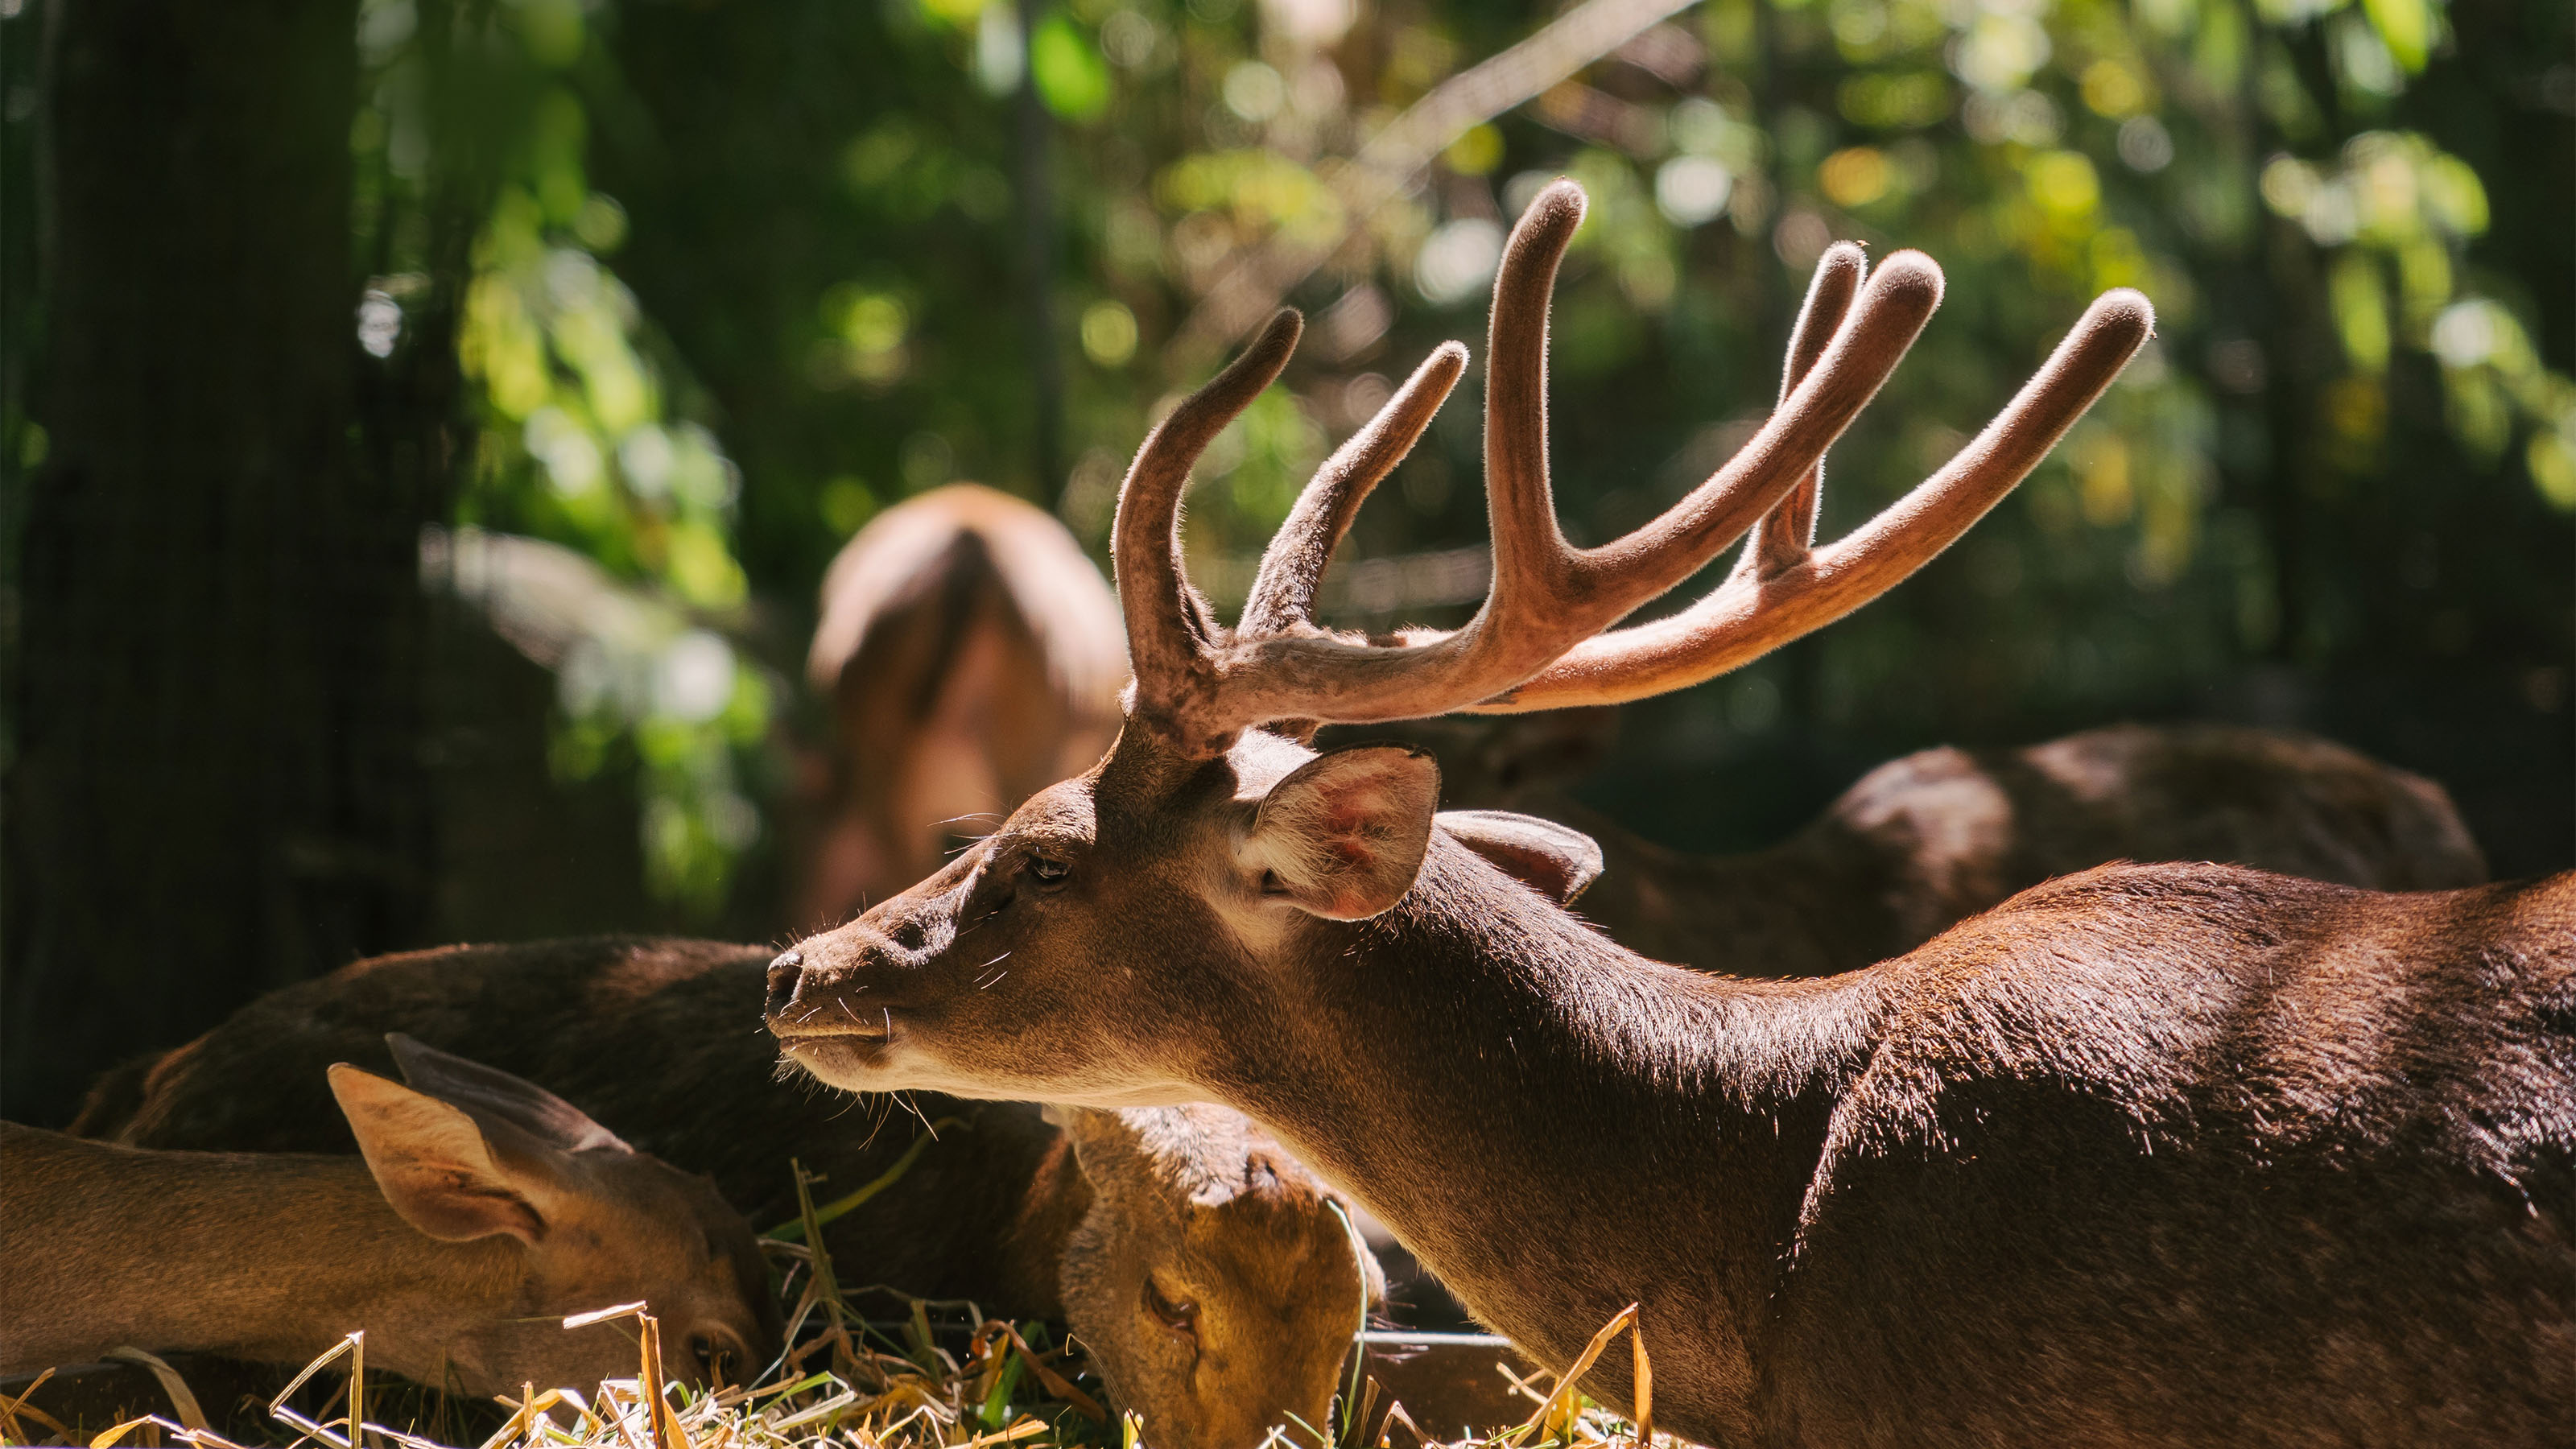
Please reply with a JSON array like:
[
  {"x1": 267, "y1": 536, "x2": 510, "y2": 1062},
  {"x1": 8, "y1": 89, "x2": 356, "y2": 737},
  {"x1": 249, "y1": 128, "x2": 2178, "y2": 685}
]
[
  {"x1": 352, "y1": 0, "x2": 774, "y2": 909},
  {"x1": 338, "y1": 0, "x2": 2566, "y2": 907}
]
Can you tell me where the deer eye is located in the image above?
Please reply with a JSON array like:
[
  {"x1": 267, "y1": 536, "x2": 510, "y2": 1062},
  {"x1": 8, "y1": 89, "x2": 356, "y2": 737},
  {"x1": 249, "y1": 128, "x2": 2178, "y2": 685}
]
[
  {"x1": 1026, "y1": 854, "x2": 1071, "y2": 887},
  {"x1": 690, "y1": 1330, "x2": 738, "y2": 1386},
  {"x1": 1142, "y1": 1278, "x2": 1199, "y2": 1337}
]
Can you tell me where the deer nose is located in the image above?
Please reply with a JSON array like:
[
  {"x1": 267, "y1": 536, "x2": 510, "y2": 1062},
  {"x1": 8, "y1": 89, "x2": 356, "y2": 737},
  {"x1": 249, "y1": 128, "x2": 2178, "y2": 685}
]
[{"x1": 765, "y1": 949, "x2": 805, "y2": 1019}]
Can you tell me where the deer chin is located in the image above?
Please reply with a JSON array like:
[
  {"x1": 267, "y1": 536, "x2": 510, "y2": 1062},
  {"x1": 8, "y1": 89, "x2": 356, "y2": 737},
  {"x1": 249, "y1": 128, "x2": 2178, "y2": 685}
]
[
  {"x1": 774, "y1": 1022, "x2": 904, "y2": 1089},
  {"x1": 777, "y1": 1017, "x2": 1022, "y2": 1100}
]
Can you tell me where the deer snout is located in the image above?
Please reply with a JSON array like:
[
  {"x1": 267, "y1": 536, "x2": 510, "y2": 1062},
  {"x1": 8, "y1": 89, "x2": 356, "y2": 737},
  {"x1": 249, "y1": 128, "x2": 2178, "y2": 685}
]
[
  {"x1": 763, "y1": 949, "x2": 804, "y2": 1019},
  {"x1": 765, "y1": 945, "x2": 861, "y2": 1030},
  {"x1": 764, "y1": 918, "x2": 939, "y2": 1035}
]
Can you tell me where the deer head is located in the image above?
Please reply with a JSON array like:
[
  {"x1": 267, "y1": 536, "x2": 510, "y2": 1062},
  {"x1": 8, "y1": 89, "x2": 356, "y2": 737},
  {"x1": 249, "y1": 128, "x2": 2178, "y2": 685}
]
[
  {"x1": 343, "y1": 1034, "x2": 781, "y2": 1391},
  {"x1": 764, "y1": 178, "x2": 2150, "y2": 1113},
  {"x1": 1051, "y1": 1104, "x2": 1377, "y2": 1449}
]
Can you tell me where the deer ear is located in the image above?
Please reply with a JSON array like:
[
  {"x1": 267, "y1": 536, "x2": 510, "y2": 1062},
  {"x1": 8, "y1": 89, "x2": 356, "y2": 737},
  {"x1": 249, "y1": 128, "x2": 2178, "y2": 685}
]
[
  {"x1": 385, "y1": 1033, "x2": 630, "y2": 1154},
  {"x1": 1437, "y1": 810, "x2": 1604, "y2": 905},
  {"x1": 1047, "y1": 1105, "x2": 1139, "y2": 1179},
  {"x1": 1247, "y1": 745, "x2": 1440, "y2": 921},
  {"x1": 330, "y1": 1063, "x2": 551, "y2": 1244}
]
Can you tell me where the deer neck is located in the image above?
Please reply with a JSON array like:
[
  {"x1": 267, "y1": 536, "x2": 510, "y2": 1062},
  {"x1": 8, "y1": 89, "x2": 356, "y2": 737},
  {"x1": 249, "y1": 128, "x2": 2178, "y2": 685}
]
[{"x1": 1202, "y1": 840, "x2": 1887, "y2": 1435}]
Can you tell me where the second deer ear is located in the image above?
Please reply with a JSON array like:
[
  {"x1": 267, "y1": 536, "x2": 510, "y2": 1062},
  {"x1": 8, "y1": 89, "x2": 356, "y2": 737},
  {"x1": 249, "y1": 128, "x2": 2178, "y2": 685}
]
[
  {"x1": 1437, "y1": 811, "x2": 1604, "y2": 905},
  {"x1": 1046, "y1": 1104, "x2": 1143, "y2": 1186},
  {"x1": 385, "y1": 1032, "x2": 630, "y2": 1155},
  {"x1": 1246, "y1": 745, "x2": 1440, "y2": 921},
  {"x1": 329, "y1": 1063, "x2": 550, "y2": 1245}
]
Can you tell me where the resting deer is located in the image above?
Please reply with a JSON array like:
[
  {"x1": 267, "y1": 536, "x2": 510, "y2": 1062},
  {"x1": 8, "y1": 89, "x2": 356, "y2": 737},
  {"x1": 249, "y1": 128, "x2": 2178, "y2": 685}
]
[
  {"x1": 797, "y1": 484, "x2": 1127, "y2": 926},
  {"x1": 764, "y1": 180, "x2": 2576, "y2": 1446},
  {"x1": 6, "y1": 1036, "x2": 778, "y2": 1394},
  {"x1": 1416, "y1": 713, "x2": 2487, "y2": 976},
  {"x1": 80, "y1": 937, "x2": 1375, "y2": 1449},
  {"x1": 1050, "y1": 1104, "x2": 1377, "y2": 1449}
]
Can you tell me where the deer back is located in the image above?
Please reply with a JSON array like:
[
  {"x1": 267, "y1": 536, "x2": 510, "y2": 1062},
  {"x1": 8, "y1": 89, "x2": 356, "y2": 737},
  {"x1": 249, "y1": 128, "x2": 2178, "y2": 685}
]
[
  {"x1": 89, "y1": 938, "x2": 1071, "y2": 1315},
  {"x1": 1428, "y1": 719, "x2": 2490, "y2": 976}
]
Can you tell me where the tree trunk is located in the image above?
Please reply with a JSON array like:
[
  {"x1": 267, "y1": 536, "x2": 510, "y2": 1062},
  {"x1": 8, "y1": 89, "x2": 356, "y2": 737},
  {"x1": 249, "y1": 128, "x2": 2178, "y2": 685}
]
[{"x1": 4, "y1": 0, "x2": 432, "y2": 1125}]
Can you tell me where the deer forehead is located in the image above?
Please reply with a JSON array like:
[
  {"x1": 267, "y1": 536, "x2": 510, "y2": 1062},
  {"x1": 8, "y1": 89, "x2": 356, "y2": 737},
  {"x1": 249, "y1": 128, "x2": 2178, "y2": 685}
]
[
  {"x1": 560, "y1": 1156, "x2": 733, "y2": 1255},
  {"x1": 1024, "y1": 729, "x2": 1319, "y2": 874}
]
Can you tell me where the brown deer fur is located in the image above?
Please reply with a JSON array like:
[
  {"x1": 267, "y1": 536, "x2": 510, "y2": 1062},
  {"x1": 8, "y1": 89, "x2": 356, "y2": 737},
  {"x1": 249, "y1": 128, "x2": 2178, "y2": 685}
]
[
  {"x1": 79, "y1": 937, "x2": 1377, "y2": 1449},
  {"x1": 764, "y1": 181, "x2": 2575, "y2": 1443},
  {"x1": 1051, "y1": 1106, "x2": 1377, "y2": 1449},
  {"x1": 1423, "y1": 716, "x2": 2489, "y2": 975},
  {"x1": 797, "y1": 485, "x2": 1125, "y2": 926},
  {"x1": 770, "y1": 728, "x2": 2575, "y2": 1446},
  {"x1": 8, "y1": 1043, "x2": 776, "y2": 1393}
]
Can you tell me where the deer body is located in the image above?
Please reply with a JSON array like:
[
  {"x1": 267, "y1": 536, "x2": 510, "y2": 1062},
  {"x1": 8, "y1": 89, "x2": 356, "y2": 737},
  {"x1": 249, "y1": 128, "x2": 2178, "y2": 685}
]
[
  {"x1": 1329, "y1": 856, "x2": 2571, "y2": 1444},
  {"x1": 9, "y1": 1045, "x2": 777, "y2": 1394},
  {"x1": 766, "y1": 180, "x2": 2574, "y2": 1442},
  {"x1": 80, "y1": 937, "x2": 1374, "y2": 1449},
  {"x1": 83, "y1": 939, "x2": 1069, "y2": 1312},
  {"x1": 778, "y1": 728, "x2": 2576, "y2": 1444},
  {"x1": 1463, "y1": 721, "x2": 2490, "y2": 976}
]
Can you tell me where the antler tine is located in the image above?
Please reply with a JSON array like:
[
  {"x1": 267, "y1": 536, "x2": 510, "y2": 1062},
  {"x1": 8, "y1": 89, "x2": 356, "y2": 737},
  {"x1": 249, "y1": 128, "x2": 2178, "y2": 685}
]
[
  {"x1": 1239, "y1": 341, "x2": 1470, "y2": 639},
  {"x1": 1560, "y1": 246, "x2": 1943, "y2": 613},
  {"x1": 1114, "y1": 308, "x2": 1304, "y2": 717},
  {"x1": 1430, "y1": 184, "x2": 1936, "y2": 658},
  {"x1": 1476, "y1": 287, "x2": 2156, "y2": 712},
  {"x1": 1478, "y1": 180, "x2": 1589, "y2": 625},
  {"x1": 1734, "y1": 243, "x2": 1868, "y2": 587}
]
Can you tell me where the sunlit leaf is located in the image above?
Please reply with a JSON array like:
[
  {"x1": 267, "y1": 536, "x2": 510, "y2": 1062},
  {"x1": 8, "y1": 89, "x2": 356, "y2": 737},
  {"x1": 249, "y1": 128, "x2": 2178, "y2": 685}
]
[
  {"x1": 2360, "y1": 0, "x2": 2432, "y2": 71},
  {"x1": 2329, "y1": 253, "x2": 2392, "y2": 374},
  {"x1": 1032, "y1": 14, "x2": 1112, "y2": 122}
]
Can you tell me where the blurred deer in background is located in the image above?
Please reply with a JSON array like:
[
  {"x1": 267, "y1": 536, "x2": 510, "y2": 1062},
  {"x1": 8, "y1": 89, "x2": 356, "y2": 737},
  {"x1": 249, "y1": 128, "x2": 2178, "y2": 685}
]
[
  {"x1": 8, "y1": 1037, "x2": 778, "y2": 1393},
  {"x1": 80, "y1": 937, "x2": 1377, "y2": 1449},
  {"x1": 766, "y1": 180, "x2": 2574, "y2": 1446},
  {"x1": 1414, "y1": 712, "x2": 2488, "y2": 975},
  {"x1": 797, "y1": 485, "x2": 1125, "y2": 927}
]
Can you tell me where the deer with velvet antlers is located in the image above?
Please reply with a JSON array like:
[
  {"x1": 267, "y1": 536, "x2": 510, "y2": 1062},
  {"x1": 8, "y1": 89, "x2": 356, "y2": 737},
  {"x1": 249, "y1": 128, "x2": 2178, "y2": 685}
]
[{"x1": 765, "y1": 180, "x2": 2575, "y2": 1446}]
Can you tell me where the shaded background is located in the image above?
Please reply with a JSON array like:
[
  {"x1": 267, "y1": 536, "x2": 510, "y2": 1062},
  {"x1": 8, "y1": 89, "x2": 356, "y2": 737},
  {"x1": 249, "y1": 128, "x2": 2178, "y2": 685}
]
[{"x1": 2, "y1": 0, "x2": 2568, "y2": 1125}]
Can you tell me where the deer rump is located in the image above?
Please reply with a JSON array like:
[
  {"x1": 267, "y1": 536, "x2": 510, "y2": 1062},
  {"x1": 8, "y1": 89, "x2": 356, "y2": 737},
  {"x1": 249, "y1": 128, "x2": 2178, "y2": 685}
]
[{"x1": 759, "y1": 180, "x2": 2576, "y2": 1446}]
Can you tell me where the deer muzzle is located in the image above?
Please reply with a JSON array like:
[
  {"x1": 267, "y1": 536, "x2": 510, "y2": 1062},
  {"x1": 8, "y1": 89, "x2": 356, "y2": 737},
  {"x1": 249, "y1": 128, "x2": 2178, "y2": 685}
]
[{"x1": 764, "y1": 940, "x2": 927, "y2": 1088}]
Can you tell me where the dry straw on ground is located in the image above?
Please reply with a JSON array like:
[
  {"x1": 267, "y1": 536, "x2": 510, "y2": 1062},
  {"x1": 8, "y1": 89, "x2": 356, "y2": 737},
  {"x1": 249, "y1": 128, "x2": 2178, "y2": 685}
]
[{"x1": 0, "y1": 1164, "x2": 1659, "y2": 1449}]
